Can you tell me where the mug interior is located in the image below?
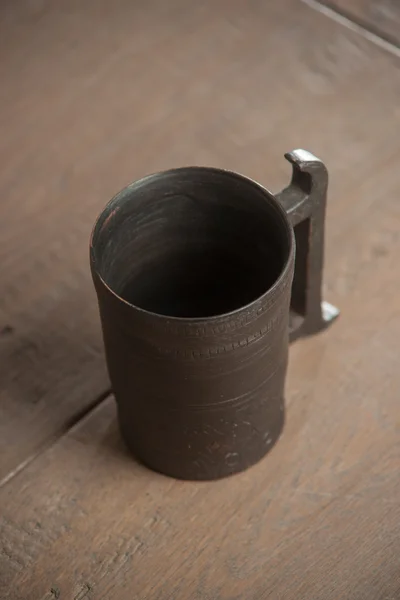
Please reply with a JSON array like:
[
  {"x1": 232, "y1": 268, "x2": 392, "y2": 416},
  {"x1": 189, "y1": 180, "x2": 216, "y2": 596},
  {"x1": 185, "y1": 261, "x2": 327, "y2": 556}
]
[{"x1": 91, "y1": 168, "x2": 292, "y2": 319}]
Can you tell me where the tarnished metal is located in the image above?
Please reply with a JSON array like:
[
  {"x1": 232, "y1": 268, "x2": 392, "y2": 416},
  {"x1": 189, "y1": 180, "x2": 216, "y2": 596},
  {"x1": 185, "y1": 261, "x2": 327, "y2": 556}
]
[
  {"x1": 90, "y1": 149, "x2": 338, "y2": 480},
  {"x1": 276, "y1": 149, "x2": 339, "y2": 341}
]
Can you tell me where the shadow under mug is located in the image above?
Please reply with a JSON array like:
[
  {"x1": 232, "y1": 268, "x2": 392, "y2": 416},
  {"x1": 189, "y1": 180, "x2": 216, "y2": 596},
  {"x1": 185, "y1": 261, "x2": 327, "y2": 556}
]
[{"x1": 90, "y1": 149, "x2": 338, "y2": 480}]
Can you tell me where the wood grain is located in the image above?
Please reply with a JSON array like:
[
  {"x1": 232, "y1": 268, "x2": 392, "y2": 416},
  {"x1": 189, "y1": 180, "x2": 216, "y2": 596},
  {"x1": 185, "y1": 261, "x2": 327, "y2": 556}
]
[
  {"x1": 1, "y1": 0, "x2": 400, "y2": 595},
  {"x1": 323, "y1": 0, "x2": 400, "y2": 46},
  {"x1": 1, "y1": 275, "x2": 400, "y2": 600},
  {"x1": 1, "y1": 0, "x2": 400, "y2": 483}
]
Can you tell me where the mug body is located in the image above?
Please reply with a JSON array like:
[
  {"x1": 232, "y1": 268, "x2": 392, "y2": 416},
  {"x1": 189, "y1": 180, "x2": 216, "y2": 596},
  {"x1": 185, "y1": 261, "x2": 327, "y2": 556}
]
[{"x1": 90, "y1": 167, "x2": 295, "y2": 480}]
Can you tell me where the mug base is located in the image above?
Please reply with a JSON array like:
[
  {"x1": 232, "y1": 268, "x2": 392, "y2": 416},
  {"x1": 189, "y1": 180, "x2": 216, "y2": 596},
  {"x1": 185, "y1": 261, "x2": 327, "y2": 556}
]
[{"x1": 117, "y1": 400, "x2": 285, "y2": 481}]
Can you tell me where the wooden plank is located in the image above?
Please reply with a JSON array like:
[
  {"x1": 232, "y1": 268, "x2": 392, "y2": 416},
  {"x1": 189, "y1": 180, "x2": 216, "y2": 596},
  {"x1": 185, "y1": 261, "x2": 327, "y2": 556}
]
[
  {"x1": 1, "y1": 0, "x2": 400, "y2": 587},
  {"x1": 1, "y1": 249, "x2": 400, "y2": 600},
  {"x1": 320, "y1": 0, "x2": 400, "y2": 46},
  {"x1": 0, "y1": 0, "x2": 399, "y2": 490}
]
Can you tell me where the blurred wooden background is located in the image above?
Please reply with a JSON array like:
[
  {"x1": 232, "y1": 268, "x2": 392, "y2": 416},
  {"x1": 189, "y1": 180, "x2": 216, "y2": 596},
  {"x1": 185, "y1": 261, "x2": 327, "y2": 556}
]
[
  {"x1": 1, "y1": 1, "x2": 399, "y2": 598},
  {"x1": 326, "y1": 0, "x2": 400, "y2": 45}
]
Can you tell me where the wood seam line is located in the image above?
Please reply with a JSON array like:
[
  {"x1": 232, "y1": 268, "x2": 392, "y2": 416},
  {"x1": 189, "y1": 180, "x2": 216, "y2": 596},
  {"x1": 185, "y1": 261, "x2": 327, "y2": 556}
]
[
  {"x1": 0, "y1": 389, "x2": 112, "y2": 489},
  {"x1": 301, "y1": 0, "x2": 400, "y2": 57}
]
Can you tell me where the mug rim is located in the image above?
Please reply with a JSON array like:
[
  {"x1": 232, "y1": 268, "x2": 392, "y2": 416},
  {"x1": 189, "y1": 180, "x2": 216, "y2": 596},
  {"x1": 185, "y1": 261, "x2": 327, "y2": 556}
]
[{"x1": 90, "y1": 166, "x2": 295, "y2": 323}]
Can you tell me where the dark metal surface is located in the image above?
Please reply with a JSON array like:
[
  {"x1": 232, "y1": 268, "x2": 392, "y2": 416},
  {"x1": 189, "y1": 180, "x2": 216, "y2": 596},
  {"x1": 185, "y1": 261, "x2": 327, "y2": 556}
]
[
  {"x1": 276, "y1": 149, "x2": 339, "y2": 341},
  {"x1": 90, "y1": 150, "x2": 337, "y2": 480}
]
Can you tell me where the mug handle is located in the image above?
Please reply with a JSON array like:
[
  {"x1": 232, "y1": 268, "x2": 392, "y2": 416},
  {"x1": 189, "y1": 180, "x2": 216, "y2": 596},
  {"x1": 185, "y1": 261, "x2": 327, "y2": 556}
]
[{"x1": 275, "y1": 149, "x2": 339, "y2": 342}]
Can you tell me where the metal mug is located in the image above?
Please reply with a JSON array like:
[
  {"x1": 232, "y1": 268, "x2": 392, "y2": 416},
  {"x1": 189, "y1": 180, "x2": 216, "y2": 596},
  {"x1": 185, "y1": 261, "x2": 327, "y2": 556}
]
[{"x1": 90, "y1": 149, "x2": 338, "y2": 480}]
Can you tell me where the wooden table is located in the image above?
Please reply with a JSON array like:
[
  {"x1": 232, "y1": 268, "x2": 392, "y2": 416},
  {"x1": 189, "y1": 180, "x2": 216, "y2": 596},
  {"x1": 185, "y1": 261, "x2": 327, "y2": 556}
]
[{"x1": 1, "y1": 1, "x2": 399, "y2": 598}]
